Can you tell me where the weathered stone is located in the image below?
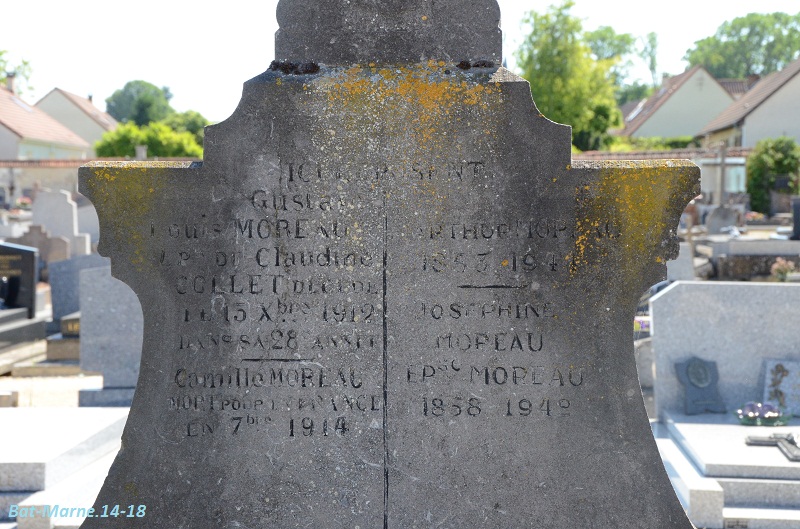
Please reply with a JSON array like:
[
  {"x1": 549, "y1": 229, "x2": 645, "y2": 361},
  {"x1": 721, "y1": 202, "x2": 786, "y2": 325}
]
[
  {"x1": 705, "y1": 205, "x2": 739, "y2": 234},
  {"x1": 78, "y1": 2, "x2": 698, "y2": 527}
]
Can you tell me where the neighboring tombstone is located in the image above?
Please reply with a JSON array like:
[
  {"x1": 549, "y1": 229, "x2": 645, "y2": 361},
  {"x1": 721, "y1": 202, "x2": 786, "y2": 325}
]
[
  {"x1": 651, "y1": 281, "x2": 800, "y2": 420},
  {"x1": 666, "y1": 242, "x2": 696, "y2": 281},
  {"x1": 0, "y1": 243, "x2": 38, "y2": 319},
  {"x1": 78, "y1": 2, "x2": 698, "y2": 527},
  {"x1": 48, "y1": 254, "x2": 108, "y2": 323},
  {"x1": 705, "y1": 205, "x2": 739, "y2": 234},
  {"x1": 763, "y1": 359, "x2": 800, "y2": 412},
  {"x1": 6, "y1": 225, "x2": 70, "y2": 281},
  {"x1": 675, "y1": 356, "x2": 726, "y2": 414},
  {"x1": 31, "y1": 190, "x2": 91, "y2": 257},
  {"x1": 78, "y1": 267, "x2": 142, "y2": 406},
  {"x1": 45, "y1": 311, "x2": 81, "y2": 361},
  {"x1": 792, "y1": 197, "x2": 800, "y2": 240}
]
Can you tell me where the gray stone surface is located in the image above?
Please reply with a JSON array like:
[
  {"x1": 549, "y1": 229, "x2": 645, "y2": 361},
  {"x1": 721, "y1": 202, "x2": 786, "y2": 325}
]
[
  {"x1": 667, "y1": 242, "x2": 696, "y2": 281},
  {"x1": 651, "y1": 281, "x2": 800, "y2": 420},
  {"x1": 48, "y1": 254, "x2": 108, "y2": 322},
  {"x1": 77, "y1": 2, "x2": 698, "y2": 527},
  {"x1": 78, "y1": 267, "x2": 142, "y2": 395},
  {"x1": 706, "y1": 205, "x2": 739, "y2": 234},
  {"x1": 31, "y1": 190, "x2": 90, "y2": 257},
  {"x1": 275, "y1": 0, "x2": 502, "y2": 65}
]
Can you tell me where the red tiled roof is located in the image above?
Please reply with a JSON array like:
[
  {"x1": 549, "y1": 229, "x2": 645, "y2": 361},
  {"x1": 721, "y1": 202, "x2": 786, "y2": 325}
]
[
  {"x1": 716, "y1": 78, "x2": 753, "y2": 99},
  {"x1": 617, "y1": 66, "x2": 703, "y2": 137},
  {"x1": 699, "y1": 57, "x2": 800, "y2": 136},
  {"x1": 0, "y1": 87, "x2": 90, "y2": 148},
  {"x1": 44, "y1": 88, "x2": 117, "y2": 131}
]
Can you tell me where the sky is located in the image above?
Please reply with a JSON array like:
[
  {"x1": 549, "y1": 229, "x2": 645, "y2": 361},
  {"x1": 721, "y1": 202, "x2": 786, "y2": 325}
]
[{"x1": 2, "y1": 0, "x2": 799, "y2": 124}]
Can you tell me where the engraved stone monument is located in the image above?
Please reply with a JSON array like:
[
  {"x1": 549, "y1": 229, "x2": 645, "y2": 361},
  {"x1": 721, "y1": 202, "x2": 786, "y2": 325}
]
[{"x1": 79, "y1": 1, "x2": 698, "y2": 527}]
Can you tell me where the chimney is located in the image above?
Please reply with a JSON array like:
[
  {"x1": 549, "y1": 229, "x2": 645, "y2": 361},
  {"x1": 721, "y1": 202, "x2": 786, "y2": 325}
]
[
  {"x1": 747, "y1": 74, "x2": 760, "y2": 88},
  {"x1": 88, "y1": 94, "x2": 93, "y2": 103},
  {"x1": 5, "y1": 72, "x2": 16, "y2": 95}
]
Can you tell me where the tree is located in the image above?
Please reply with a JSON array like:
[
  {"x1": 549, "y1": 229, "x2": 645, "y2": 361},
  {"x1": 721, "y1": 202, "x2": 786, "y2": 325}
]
[
  {"x1": 639, "y1": 32, "x2": 659, "y2": 88},
  {"x1": 0, "y1": 50, "x2": 33, "y2": 95},
  {"x1": 684, "y1": 13, "x2": 800, "y2": 78},
  {"x1": 515, "y1": 1, "x2": 621, "y2": 151},
  {"x1": 616, "y1": 81, "x2": 653, "y2": 106},
  {"x1": 95, "y1": 122, "x2": 202, "y2": 158},
  {"x1": 161, "y1": 110, "x2": 210, "y2": 146},
  {"x1": 585, "y1": 26, "x2": 635, "y2": 86},
  {"x1": 746, "y1": 137, "x2": 800, "y2": 214},
  {"x1": 105, "y1": 80, "x2": 175, "y2": 125}
]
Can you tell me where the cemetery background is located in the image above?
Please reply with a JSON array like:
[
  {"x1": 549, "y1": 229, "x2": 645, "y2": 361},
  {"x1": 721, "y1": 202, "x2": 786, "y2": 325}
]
[{"x1": 1, "y1": 1, "x2": 800, "y2": 528}]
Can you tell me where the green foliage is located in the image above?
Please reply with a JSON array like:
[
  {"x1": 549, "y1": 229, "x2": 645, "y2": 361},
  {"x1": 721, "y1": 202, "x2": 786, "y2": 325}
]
[
  {"x1": 105, "y1": 80, "x2": 175, "y2": 125},
  {"x1": 515, "y1": 1, "x2": 621, "y2": 151},
  {"x1": 606, "y1": 135, "x2": 698, "y2": 152},
  {"x1": 746, "y1": 137, "x2": 800, "y2": 214},
  {"x1": 160, "y1": 110, "x2": 210, "y2": 146},
  {"x1": 95, "y1": 122, "x2": 202, "y2": 159},
  {"x1": 639, "y1": 32, "x2": 659, "y2": 87},
  {"x1": 585, "y1": 26, "x2": 635, "y2": 86},
  {"x1": 0, "y1": 50, "x2": 33, "y2": 95},
  {"x1": 684, "y1": 12, "x2": 800, "y2": 78},
  {"x1": 616, "y1": 81, "x2": 653, "y2": 106}
]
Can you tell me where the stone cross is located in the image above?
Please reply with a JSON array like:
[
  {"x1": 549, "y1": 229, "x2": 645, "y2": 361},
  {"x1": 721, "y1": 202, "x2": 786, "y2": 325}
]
[{"x1": 79, "y1": 1, "x2": 698, "y2": 527}]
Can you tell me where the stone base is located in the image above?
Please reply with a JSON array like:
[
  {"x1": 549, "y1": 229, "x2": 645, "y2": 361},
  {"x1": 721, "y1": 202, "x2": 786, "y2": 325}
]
[
  {"x1": 11, "y1": 360, "x2": 82, "y2": 377},
  {"x1": 46, "y1": 334, "x2": 80, "y2": 361},
  {"x1": 79, "y1": 387, "x2": 135, "y2": 407}
]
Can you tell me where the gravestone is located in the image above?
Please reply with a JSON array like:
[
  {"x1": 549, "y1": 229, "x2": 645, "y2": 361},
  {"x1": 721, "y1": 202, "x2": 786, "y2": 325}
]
[
  {"x1": 48, "y1": 254, "x2": 108, "y2": 323},
  {"x1": 78, "y1": 267, "x2": 142, "y2": 406},
  {"x1": 651, "y1": 281, "x2": 800, "y2": 420},
  {"x1": 6, "y1": 225, "x2": 70, "y2": 265},
  {"x1": 78, "y1": 1, "x2": 698, "y2": 527},
  {"x1": 0, "y1": 243, "x2": 38, "y2": 319},
  {"x1": 31, "y1": 190, "x2": 91, "y2": 257},
  {"x1": 6, "y1": 225, "x2": 70, "y2": 282},
  {"x1": 705, "y1": 205, "x2": 739, "y2": 234}
]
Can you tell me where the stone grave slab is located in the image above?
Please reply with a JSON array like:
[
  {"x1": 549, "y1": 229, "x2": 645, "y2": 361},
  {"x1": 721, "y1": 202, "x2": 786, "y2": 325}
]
[
  {"x1": 651, "y1": 282, "x2": 800, "y2": 421},
  {"x1": 0, "y1": 408, "x2": 126, "y2": 492},
  {"x1": 0, "y1": 243, "x2": 38, "y2": 319},
  {"x1": 31, "y1": 190, "x2": 90, "y2": 258},
  {"x1": 77, "y1": 1, "x2": 698, "y2": 527},
  {"x1": 664, "y1": 411, "x2": 800, "y2": 480},
  {"x1": 763, "y1": 360, "x2": 800, "y2": 413},
  {"x1": 78, "y1": 267, "x2": 142, "y2": 407}
]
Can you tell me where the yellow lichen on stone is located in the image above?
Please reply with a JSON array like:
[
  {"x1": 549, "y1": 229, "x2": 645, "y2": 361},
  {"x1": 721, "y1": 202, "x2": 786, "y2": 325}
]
[
  {"x1": 309, "y1": 63, "x2": 500, "y2": 164},
  {"x1": 570, "y1": 161, "x2": 697, "y2": 278}
]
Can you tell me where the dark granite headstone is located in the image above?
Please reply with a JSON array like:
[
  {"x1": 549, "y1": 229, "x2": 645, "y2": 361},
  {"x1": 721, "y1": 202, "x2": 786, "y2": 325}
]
[
  {"x1": 791, "y1": 197, "x2": 800, "y2": 240},
  {"x1": 0, "y1": 242, "x2": 38, "y2": 319},
  {"x1": 675, "y1": 356, "x2": 726, "y2": 414},
  {"x1": 78, "y1": 1, "x2": 698, "y2": 527}
]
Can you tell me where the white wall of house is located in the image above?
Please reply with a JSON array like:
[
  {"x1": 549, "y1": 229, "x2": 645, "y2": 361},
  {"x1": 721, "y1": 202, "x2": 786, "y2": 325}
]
[
  {"x1": 742, "y1": 73, "x2": 800, "y2": 147},
  {"x1": 18, "y1": 139, "x2": 88, "y2": 160},
  {"x1": 36, "y1": 92, "x2": 107, "y2": 153},
  {"x1": 634, "y1": 69, "x2": 733, "y2": 138},
  {"x1": 0, "y1": 125, "x2": 19, "y2": 159}
]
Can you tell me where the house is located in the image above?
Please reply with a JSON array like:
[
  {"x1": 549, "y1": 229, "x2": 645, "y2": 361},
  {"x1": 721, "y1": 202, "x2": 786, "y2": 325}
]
[
  {"x1": 698, "y1": 58, "x2": 800, "y2": 148},
  {"x1": 616, "y1": 66, "x2": 734, "y2": 138},
  {"x1": 35, "y1": 88, "x2": 117, "y2": 154},
  {"x1": 0, "y1": 82, "x2": 90, "y2": 160}
]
